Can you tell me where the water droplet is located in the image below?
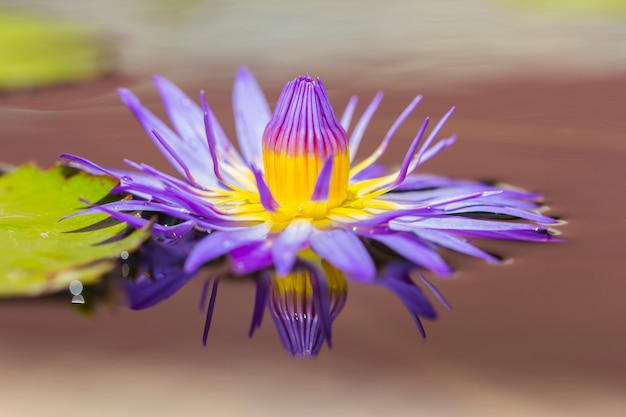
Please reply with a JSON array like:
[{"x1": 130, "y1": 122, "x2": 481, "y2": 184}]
[
  {"x1": 121, "y1": 264, "x2": 130, "y2": 277},
  {"x1": 236, "y1": 261, "x2": 245, "y2": 270},
  {"x1": 121, "y1": 176, "x2": 132, "y2": 182},
  {"x1": 120, "y1": 251, "x2": 129, "y2": 260},
  {"x1": 69, "y1": 280, "x2": 83, "y2": 295},
  {"x1": 352, "y1": 226, "x2": 357, "y2": 232},
  {"x1": 223, "y1": 241, "x2": 232, "y2": 249}
]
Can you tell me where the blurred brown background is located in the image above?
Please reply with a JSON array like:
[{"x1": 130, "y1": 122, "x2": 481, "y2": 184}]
[{"x1": 0, "y1": 1, "x2": 625, "y2": 416}]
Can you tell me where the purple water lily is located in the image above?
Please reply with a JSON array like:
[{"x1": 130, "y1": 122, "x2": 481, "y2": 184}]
[{"x1": 63, "y1": 68, "x2": 559, "y2": 355}]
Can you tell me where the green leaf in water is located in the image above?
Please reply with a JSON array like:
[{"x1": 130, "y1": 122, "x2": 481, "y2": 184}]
[
  {"x1": 505, "y1": 0, "x2": 626, "y2": 15},
  {"x1": 0, "y1": 9, "x2": 113, "y2": 91},
  {"x1": 0, "y1": 164, "x2": 149, "y2": 297}
]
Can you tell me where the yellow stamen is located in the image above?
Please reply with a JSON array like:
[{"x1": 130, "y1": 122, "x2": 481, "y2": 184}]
[{"x1": 263, "y1": 150, "x2": 350, "y2": 212}]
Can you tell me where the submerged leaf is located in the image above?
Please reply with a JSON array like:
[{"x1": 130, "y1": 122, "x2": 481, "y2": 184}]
[{"x1": 0, "y1": 164, "x2": 149, "y2": 297}]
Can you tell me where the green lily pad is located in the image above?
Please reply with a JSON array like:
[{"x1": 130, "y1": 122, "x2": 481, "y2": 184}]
[
  {"x1": 0, "y1": 9, "x2": 113, "y2": 91},
  {"x1": 0, "y1": 164, "x2": 149, "y2": 297},
  {"x1": 506, "y1": 0, "x2": 626, "y2": 15}
]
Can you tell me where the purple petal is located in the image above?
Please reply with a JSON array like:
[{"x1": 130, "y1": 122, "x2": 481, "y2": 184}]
[
  {"x1": 452, "y1": 228, "x2": 557, "y2": 242},
  {"x1": 385, "y1": 184, "x2": 542, "y2": 209},
  {"x1": 151, "y1": 75, "x2": 209, "y2": 153},
  {"x1": 414, "y1": 135, "x2": 457, "y2": 167},
  {"x1": 391, "y1": 216, "x2": 548, "y2": 232},
  {"x1": 118, "y1": 88, "x2": 218, "y2": 187},
  {"x1": 62, "y1": 155, "x2": 167, "y2": 199},
  {"x1": 417, "y1": 272, "x2": 452, "y2": 311},
  {"x1": 229, "y1": 240, "x2": 274, "y2": 275},
  {"x1": 378, "y1": 263, "x2": 438, "y2": 338},
  {"x1": 445, "y1": 204, "x2": 557, "y2": 224},
  {"x1": 251, "y1": 166, "x2": 279, "y2": 211},
  {"x1": 310, "y1": 155, "x2": 334, "y2": 202},
  {"x1": 391, "y1": 216, "x2": 555, "y2": 242},
  {"x1": 413, "y1": 107, "x2": 455, "y2": 167},
  {"x1": 368, "y1": 232, "x2": 453, "y2": 277},
  {"x1": 249, "y1": 274, "x2": 269, "y2": 337},
  {"x1": 202, "y1": 278, "x2": 220, "y2": 347},
  {"x1": 150, "y1": 128, "x2": 203, "y2": 187},
  {"x1": 306, "y1": 263, "x2": 333, "y2": 348},
  {"x1": 77, "y1": 198, "x2": 150, "y2": 229},
  {"x1": 121, "y1": 235, "x2": 199, "y2": 309},
  {"x1": 271, "y1": 220, "x2": 313, "y2": 276},
  {"x1": 310, "y1": 228, "x2": 375, "y2": 282},
  {"x1": 184, "y1": 223, "x2": 270, "y2": 272},
  {"x1": 348, "y1": 91, "x2": 383, "y2": 161},
  {"x1": 60, "y1": 154, "x2": 117, "y2": 178},
  {"x1": 61, "y1": 200, "x2": 182, "y2": 220},
  {"x1": 381, "y1": 264, "x2": 437, "y2": 319},
  {"x1": 233, "y1": 67, "x2": 271, "y2": 166},
  {"x1": 76, "y1": 199, "x2": 197, "y2": 239},
  {"x1": 199, "y1": 90, "x2": 229, "y2": 186},
  {"x1": 412, "y1": 229, "x2": 499, "y2": 263},
  {"x1": 352, "y1": 94, "x2": 422, "y2": 170},
  {"x1": 120, "y1": 247, "x2": 195, "y2": 310},
  {"x1": 380, "y1": 116, "x2": 430, "y2": 191},
  {"x1": 339, "y1": 95, "x2": 358, "y2": 131},
  {"x1": 351, "y1": 191, "x2": 491, "y2": 227},
  {"x1": 124, "y1": 273, "x2": 192, "y2": 310}
]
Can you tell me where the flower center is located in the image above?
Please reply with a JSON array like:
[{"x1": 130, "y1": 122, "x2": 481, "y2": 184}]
[{"x1": 262, "y1": 75, "x2": 350, "y2": 216}]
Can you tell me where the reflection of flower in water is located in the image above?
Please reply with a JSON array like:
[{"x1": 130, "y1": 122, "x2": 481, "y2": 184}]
[
  {"x1": 64, "y1": 68, "x2": 558, "y2": 355},
  {"x1": 118, "y1": 236, "x2": 443, "y2": 356},
  {"x1": 257, "y1": 255, "x2": 348, "y2": 356}
]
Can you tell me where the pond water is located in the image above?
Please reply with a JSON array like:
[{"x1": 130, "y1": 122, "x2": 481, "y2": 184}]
[{"x1": 1, "y1": 2, "x2": 625, "y2": 416}]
